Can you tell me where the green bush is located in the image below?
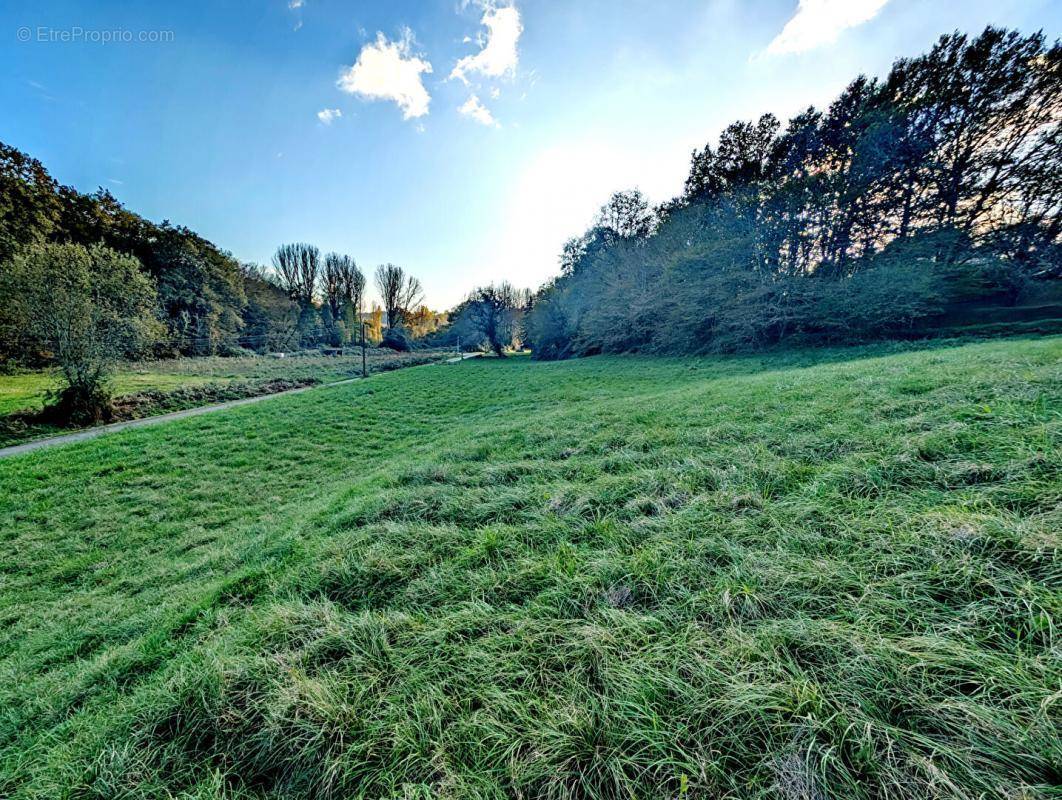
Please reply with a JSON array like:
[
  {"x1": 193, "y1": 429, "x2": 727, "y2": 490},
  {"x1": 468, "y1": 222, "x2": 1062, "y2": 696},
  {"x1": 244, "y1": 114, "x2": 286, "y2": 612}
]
[{"x1": 1, "y1": 242, "x2": 161, "y2": 425}]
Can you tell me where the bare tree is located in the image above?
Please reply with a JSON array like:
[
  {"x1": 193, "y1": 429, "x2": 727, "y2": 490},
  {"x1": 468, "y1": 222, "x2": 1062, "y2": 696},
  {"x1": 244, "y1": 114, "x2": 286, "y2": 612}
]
[
  {"x1": 272, "y1": 243, "x2": 320, "y2": 308},
  {"x1": 374, "y1": 263, "x2": 423, "y2": 328},
  {"x1": 323, "y1": 253, "x2": 364, "y2": 318},
  {"x1": 322, "y1": 253, "x2": 344, "y2": 319},
  {"x1": 341, "y1": 260, "x2": 367, "y2": 320}
]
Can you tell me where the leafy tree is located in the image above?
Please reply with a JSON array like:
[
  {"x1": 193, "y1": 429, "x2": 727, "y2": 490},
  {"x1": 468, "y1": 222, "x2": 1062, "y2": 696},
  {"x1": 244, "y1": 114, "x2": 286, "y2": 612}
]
[
  {"x1": 341, "y1": 303, "x2": 358, "y2": 344},
  {"x1": 320, "y1": 304, "x2": 342, "y2": 347},
  {"x1": 365, "y1": 304, "x2": 384, "y2": 343},
  {"x1": 523, "y1": 282, "x2": 574, "y2": 360},
  {"x1": 685, "y1": 114, "x2": 780, "y2": 201},
  {"x1": 407, "y1": 305, "x2": 446, "y2": 338},
  {"x1": 240, "y1": 263, "x2": 298, "y2": 352},
  {"x1": 380, "y1": 326, "x2": 413, "y2": 351},
  {"x1": 1, "y1": 243, "x2": 161, "y2": 424},
  {"x1": 458, "y1": 283, "x2": 529, "y2": 356},
  {"x1": 594, "y1": 190, "x2": 657, "y2": 240},
  {"x1": 147, "y1": 227, "x2": 245, "y2": 355},
  {"x1": 527, "y1": 26, "x2": 1061, "y2": 361},
  {"x1": 0, "y1": 142, "x2": 60, "y2": 263},
  {"x1": 54, "y1": 186, "x2": 247, "y2": 355}
]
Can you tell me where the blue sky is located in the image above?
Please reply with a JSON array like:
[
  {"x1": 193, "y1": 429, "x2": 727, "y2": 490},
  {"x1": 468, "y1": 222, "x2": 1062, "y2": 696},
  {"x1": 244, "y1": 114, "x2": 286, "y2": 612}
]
[{"x1": 2, "y1": 0, "x2": 1059, "y2": 307}]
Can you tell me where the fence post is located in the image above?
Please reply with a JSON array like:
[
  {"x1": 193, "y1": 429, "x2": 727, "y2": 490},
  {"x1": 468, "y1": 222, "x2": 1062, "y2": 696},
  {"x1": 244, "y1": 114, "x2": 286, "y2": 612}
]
[{"x1": 361, "y1": 321, "x2": 368, "y2": 379}]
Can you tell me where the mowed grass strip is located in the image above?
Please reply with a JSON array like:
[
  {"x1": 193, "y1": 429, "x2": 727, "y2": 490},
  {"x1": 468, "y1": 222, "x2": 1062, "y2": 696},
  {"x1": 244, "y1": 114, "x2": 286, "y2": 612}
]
[{"x1": 1, "y1": 338, "x2": 1059, "y2": 798}]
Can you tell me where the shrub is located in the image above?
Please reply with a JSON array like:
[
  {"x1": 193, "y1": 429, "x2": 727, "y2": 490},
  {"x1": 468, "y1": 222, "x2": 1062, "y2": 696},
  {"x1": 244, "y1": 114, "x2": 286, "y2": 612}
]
[
  {"x1": 1, "y1": 242, "x2": 161, "y2": 426},
  {"x1": 380, "y1": 326, "x2": 413, "y2": 352}
]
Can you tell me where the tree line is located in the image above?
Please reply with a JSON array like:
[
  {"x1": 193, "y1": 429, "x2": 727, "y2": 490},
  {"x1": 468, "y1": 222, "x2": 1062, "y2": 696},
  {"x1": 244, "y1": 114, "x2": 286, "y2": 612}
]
[
  {"x1": 0, "y1": 145, "x2": 478, "y2": 422},
  {"x1": 0, "y1": 141, "x2": 461, "y2": 361},
  {"x1": 3, "y1": 25, "x2": 1055, "y2": 423},
  {"x1": 0, "y1": 138, "x2": 534, "y2": 422},
  {"x1": 525, "y1": 27, "x2": 1061, "y2": 358},
  {"x1": 1, "y1": 144, "x2": 283, "y2": 360},
  {"x1": 268, "y1": 243, "x2": 446, "y2": 351},
  {"x1": 0, "y1": 140, "x2": 461, "y2": 359}
]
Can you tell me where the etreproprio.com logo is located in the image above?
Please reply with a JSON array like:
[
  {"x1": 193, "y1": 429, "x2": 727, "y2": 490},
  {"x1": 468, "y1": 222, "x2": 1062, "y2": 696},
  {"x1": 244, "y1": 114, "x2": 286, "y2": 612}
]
[{"x1": 17, "y1": 26, "x2": 175, "y2": 44}]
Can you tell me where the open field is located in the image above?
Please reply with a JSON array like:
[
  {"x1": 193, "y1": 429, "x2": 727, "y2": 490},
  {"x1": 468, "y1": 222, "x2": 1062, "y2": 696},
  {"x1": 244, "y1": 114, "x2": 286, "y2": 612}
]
[
  {"x1": 0, "y1": 370, "x2": 213, "y2": 416},
  {"x1": 0, "y1": 349, "x2": 456, "y2": 414},
  {"x1": 0, "y1": 349, "x2": 453, "y2": 446},
  {"x1": 0, "y1": 337, "x2": 1059, "y2": 798}
]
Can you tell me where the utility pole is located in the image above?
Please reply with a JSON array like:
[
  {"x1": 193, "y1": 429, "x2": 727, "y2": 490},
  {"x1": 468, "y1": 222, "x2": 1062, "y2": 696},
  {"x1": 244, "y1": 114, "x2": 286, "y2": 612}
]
[{"x1": 361, "y1": 321, "x2": 368, "y2": 379}]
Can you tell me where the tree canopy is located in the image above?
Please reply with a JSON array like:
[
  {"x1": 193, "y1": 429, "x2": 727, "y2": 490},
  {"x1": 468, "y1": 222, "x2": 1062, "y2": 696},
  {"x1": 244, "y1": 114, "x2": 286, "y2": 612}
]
[{"x1": 526, "y1": 27, "x2": 1061, "y2": 358}]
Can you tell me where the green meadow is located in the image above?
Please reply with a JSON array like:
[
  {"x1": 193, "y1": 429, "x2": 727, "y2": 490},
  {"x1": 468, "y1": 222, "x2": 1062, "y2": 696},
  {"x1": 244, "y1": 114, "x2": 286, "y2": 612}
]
[
  {"x1": 0, "y1": 369, "x2": 211, "y2": 416},
  {"x1": 1, "y1": 337, "x2": 1059, "y2": 798},
  {"x1": 0, "y1": 350, "x2": 450, "y2": 447},
  {"x1": 0, "y1": 350, "x2": 451, "y2": 415}
]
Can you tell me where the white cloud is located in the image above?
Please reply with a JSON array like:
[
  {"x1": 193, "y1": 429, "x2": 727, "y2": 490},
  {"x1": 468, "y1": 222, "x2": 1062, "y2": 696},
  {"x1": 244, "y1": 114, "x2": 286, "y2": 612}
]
[
  {"x1": 458, "y1": 94, "x2": 498, "y2": 127},
  {"x1": 337, "y1": 30, "x2": 433, "y2": 120},
  {"x1": 317, "y1": 107, "x2": 342, "y2": 125},
  {"x1": 288, "y1": 0, "x2": 305, "y2": 30},
  {"x1": 450, "y1": 3, "x2": 522, "y2": 84},
  {"x1": 765, "y1": 0, "x2": 890, "y2": 56}
]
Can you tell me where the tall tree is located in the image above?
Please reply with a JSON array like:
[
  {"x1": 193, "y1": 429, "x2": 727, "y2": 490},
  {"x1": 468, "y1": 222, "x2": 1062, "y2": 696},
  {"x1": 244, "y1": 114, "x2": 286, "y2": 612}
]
[
  {"x1": 365, "y1": 304, "x2": 384, "y2": 343},
  {"x1": 685, "y1": 114, "x2": 780, "y2": 201},
  {"x1": 594, "y1": 190, "x2": 657, "y2": 240},
  {"x1": 0, "y1": 142, "x2": 61, "y2": 263},
  {"x1": 323, "y1": 253, "x2": 365, "y2": 321},
  {"x1": 886, "y1": 28, "x2": 1061, "y2": 256},
  {"x1": 525, "y1": 26, "x2": 1061, "y2": 360},
  {"x1": 272, "y1": 243, "x2": 320, "y2": 309},
  {"x1": 272, "y1": 243, "x2": 321, "y2": 347},
  {"x1": 461, "y1": 283, "x2": 529, "y2": 357},
  {"x1": 374, "y1": 263, "x2": 423, "y2": 329}
]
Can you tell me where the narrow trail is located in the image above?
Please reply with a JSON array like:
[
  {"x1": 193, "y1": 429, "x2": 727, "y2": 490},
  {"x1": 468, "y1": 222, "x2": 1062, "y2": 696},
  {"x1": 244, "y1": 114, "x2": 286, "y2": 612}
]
[{"x1": 0, "y1": 353, "x2": 481, "y2": 460}]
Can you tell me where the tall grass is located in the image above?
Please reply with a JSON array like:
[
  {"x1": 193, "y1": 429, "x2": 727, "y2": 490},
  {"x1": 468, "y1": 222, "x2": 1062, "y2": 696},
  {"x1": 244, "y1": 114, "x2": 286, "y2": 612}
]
[{"x1": 0, "y1": 337, "x2": 1059, "y2": 798}]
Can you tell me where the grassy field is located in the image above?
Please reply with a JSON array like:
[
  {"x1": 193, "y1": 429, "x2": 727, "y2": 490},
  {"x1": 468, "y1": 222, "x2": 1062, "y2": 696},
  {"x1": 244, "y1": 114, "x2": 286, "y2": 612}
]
[
  {"x1": 0, "y1": 350, "x2": 454, "y2": 415},
  {"x1": 0, "y1": 337, "x2": 1058, "y2": 798},
  {"x1": 0, "y1": 370, "x2": 212, "y2": 415},
  {"x1": 0, "y1": 350, "x2": 452, "y2": 447}
]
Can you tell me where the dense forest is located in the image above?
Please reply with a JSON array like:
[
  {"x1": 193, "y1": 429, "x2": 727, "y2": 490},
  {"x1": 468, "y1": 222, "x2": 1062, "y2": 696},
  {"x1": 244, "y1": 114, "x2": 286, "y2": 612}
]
[
  {"x1": 525, "y1": 27, "x2": 1062, "y2": 358},
  {"x1": 0, "y1": 142, "x2": 301, "y2": 360}
]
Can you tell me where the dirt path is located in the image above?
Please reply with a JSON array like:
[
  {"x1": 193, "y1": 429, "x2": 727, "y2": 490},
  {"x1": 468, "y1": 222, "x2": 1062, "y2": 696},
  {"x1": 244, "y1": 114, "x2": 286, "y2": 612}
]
[{"x1": 0, "y1": 354, "x2": 482, "y2": 460}]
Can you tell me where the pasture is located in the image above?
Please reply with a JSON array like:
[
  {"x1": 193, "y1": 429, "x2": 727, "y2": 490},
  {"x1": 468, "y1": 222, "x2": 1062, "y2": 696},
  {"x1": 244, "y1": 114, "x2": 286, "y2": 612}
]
[
  {"x1": 0, "y1": 349, "x2": 451, "y2": 446},
  {"x1": 0, "y1": 337, "x2": 1059, "y2": 798}
]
